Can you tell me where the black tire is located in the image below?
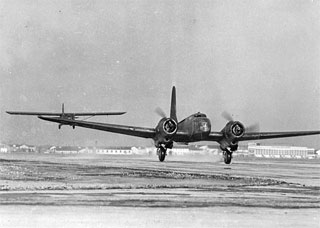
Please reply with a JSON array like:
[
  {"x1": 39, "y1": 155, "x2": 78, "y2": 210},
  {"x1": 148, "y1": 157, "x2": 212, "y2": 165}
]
[
  {"x1": 158, "y1": 147, "x2": 166, "y2": 162},
  {"x1": 223, "y1": 152, "x2": 232, "y2": 164}
]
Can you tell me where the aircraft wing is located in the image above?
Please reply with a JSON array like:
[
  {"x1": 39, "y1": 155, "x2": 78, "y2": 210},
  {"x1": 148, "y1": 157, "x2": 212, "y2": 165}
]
[
  {"x1": 238, "y1": 131, "x2": 320, "y2": 141},
  {"x1": 207, "y1": 132, "x2": 224, "y2": 141},
  {"x1": 6, "y1": 111, "x2": 126, "y2": 116},
  {"x1": 207, "y1": 131, "x2": 320, "y2": 142},
  {"x1": 38, "y1": 116, "x2": 156, "y2": 139}
]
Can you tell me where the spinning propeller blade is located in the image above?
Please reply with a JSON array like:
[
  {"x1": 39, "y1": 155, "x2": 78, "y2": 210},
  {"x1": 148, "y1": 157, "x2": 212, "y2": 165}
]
[
  {"x1": 155, "y1": 107, "x2": 167, "y2": 118},
  {"x1": 221, "y1": 111, "x2": 233, "y2": 122},
  {"x1": 245, "y1": 123, "x2": 260, "y2": 133},
  {"x1": 222, "y1": 111, "x2": 260, "y2": 132}
]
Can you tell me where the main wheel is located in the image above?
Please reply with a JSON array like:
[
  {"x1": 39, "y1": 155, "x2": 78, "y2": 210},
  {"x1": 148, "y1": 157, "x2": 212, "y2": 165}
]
[
  {"x1": 223, "y1": 151, "x2": 232, "y2": 164},
  {"x1": 158, "y1": 147, "x2": 166, "y2": 162}
]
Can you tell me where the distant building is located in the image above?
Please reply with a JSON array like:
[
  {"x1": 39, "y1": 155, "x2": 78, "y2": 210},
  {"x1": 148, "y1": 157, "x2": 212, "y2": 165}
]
[
  {"x1": 0, "y1": 143, "x2": 10, "y2": 153},
  {"x1": 131, "y1": 147, "x2": 154, "y2": 155},
  {"x1": 167, "y1": 145, "x2": 219, "y2": 156},
  {"x1": 49, "y1": 146, "x2": 83, "y2": 154},
  {"x1": 95, "y1": 147, "x2": 132, "y2": 155},
  {"x1": 19, "y1": 144, "x2": 36, "y2": 153},
  {"x1": 79, "y1": 147, "x2": 132, "y2": 155},
  {"x1": 6, "y1": 144, "x2": 36, "y2": 153},
  {"x1": 248, "y1": 144, "x2": 315, "y2": 159},
  {"x1": 38, "y1": 145, "x2": 52, "y2": 154},
  {"x1": 167, "y1": 145, "x2": 189, "y2": 155}
]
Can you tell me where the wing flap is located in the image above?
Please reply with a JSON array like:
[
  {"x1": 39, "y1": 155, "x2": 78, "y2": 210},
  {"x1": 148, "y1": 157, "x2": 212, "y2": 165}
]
[{"x1": 38, "y1": 116, "x2": 156, "y2": 139}]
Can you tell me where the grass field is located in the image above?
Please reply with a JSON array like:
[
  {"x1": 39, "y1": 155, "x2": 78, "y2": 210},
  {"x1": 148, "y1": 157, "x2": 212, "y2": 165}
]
[{"x1": 0, "y1": 153, "x2": 319, "y2": 227}]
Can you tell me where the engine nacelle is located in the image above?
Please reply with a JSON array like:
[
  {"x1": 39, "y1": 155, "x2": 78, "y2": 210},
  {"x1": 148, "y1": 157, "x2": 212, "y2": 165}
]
[
  {"x1": 221, "y1": 121, "x2": 245, "y2": 143},
  {"x1": 154, "y1": 118, "x2": 178, "y2": 147}
]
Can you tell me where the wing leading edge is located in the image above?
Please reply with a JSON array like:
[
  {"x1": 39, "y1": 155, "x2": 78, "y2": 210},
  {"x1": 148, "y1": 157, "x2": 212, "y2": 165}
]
[
  {"x1": 239, "y1": 131, "x2": 320, "y2": 141},
  {"x1": 208, "y1": 131, "x2": 320, "y2": 142},
  {"x1": 38, "y1": 116, "x2": 156, "y2": 139},
  {"x1": 6, "y1": 111, "x2": 126, "y2": 116}
]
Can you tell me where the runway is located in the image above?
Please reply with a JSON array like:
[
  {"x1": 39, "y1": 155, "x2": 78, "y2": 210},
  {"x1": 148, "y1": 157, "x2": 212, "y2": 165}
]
[{"x1": 0, "y1": 153, "x2": 319, "y2": 227}]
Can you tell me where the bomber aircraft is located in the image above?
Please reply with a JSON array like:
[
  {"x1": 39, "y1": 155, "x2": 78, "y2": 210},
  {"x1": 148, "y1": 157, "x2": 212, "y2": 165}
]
[{"x1": 7, "y1": 87, "x2": 320, "y2": 164}]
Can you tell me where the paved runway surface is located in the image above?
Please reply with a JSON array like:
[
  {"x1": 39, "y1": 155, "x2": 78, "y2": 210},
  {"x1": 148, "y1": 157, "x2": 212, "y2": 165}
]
[{"x1": 0, "y1": 153, "x2": 319, "y2": 227}]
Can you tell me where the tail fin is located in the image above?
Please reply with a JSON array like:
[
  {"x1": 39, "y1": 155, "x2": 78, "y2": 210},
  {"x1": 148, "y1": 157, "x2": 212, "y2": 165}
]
[
  {"x1": 62, "y1": 103, "x2": 65, "y2": 116},
  {"x1": 170, "y1": 86, "x2": 178, "y2": 122}
]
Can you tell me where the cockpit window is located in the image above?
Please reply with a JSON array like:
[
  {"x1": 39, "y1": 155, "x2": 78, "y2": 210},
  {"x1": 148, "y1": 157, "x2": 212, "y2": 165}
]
[{"x1": 194, "y1": 112, "x2": 206, "y2": 117}]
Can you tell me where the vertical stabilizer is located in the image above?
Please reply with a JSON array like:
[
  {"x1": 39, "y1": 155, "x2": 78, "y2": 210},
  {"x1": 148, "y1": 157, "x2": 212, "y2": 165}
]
[
  {"x1": 62, "y1": 103, "x2": 65, "y2": 116},
  {"x1": 170, "y1": 86, "x2": 178, "y2": 122}
]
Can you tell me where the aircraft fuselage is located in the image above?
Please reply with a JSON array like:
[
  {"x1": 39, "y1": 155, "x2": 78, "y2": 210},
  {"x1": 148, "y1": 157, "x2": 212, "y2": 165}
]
[{"x1": 175, "y1": 112, "x2": 211, "y2": 142}]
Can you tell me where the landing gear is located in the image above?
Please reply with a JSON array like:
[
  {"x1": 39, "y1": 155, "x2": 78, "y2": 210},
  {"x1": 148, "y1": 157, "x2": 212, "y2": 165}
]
[
  {"x1": 223, "y1": 150, "x2": 232, "y2": 164},
  {"x1": 157, "y1": 146, "x2": 167, "y2": 162}
]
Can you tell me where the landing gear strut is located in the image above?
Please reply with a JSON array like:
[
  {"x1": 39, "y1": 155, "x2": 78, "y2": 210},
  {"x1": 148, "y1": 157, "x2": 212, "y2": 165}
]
[
  {"x1": 157, "y1": 146, "x2": 167, "y2": 162},
  {"x1": 223, "y1": 149, "x2": 233, "y2": 164}
]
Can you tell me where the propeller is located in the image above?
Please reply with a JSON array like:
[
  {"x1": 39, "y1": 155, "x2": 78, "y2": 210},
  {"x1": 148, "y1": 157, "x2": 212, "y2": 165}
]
[
  {"x1": 221, "y1": 111, "x2": 260, "y2": 133},
  {"x1": 245, "y1": 123, "x2": 260, "y2": 133},
  {"x1": 221, "y1": 111, "x2": 234, "y2": 121},
  {"x1": 155, "y1": 107, "x2": 167, "y2": 118}
]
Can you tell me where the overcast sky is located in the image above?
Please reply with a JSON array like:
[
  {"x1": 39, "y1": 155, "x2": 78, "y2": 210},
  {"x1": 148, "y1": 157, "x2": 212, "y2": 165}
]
[{"x1": 1, "y1": 0, "x2": 319, "y2": 148}]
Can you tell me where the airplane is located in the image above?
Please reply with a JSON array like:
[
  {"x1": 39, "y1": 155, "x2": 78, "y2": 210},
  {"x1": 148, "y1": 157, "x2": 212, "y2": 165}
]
[
  {"x1": 7, "y1": 87, "x2": 320, "y2": 164},
  {"x1": 7, "y1": 103, "x2": 126, "y2": 129}
]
